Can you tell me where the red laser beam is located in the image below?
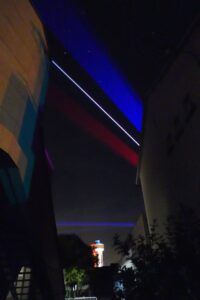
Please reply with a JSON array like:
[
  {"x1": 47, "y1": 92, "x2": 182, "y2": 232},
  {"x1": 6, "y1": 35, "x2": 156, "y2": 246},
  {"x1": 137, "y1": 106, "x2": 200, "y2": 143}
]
[{"x1": 47, "y1": 85, "x2": 138, "y2": 167}]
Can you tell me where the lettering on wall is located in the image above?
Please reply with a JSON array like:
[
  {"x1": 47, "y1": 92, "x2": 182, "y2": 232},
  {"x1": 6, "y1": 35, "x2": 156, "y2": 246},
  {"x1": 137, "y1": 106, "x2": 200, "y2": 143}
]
[{"x1": 166, "y1": 94, "x2": 197, "y2": 156}]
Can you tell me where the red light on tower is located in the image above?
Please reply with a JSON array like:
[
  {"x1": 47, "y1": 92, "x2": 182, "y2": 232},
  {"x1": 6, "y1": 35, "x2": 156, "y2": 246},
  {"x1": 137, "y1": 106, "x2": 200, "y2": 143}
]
[{"x1": 90, "y1": 240, "x2": 104, "y2": 267}]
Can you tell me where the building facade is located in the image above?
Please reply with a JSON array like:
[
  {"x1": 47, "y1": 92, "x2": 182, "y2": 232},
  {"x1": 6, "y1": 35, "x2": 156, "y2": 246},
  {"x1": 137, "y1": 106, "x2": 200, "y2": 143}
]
[
  {"x1": 0, "y1": 1, "x2": 65, "y2": 299},
  {"x1": 139, "y1": 19, "x2": 200, "y2": 231}
]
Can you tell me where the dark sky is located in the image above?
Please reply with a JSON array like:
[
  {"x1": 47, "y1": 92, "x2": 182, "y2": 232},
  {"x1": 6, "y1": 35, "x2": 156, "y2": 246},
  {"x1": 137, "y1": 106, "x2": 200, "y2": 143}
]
[
  {"x1": 32, "y1": 0, "x2": 199, "y2": 265},
  {"x1": 44, "y1": 99, "x2": 143, "y2": 265},
  {"x1": 43, "y1": 69, "x2": 143, "y2": 265}
]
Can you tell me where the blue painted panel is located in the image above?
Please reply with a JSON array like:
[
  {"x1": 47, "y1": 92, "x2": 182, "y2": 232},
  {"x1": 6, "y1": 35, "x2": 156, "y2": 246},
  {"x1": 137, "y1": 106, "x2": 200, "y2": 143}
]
[{"x1": 18, "y1": 100, "x2": 36, "y2": 196}]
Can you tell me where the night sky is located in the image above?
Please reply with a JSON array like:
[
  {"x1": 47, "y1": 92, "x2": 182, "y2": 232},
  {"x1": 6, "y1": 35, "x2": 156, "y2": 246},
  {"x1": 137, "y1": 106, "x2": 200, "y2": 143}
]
[
  {"x1": 32, "y1": 0, "x2": 199, "y2": 265},
  {"x1": 44, "y1": 98, "x2": 143, "y2": 264}
]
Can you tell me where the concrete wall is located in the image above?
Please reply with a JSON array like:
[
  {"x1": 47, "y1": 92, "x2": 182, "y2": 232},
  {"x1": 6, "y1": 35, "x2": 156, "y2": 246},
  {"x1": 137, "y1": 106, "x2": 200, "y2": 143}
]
[
  {"x1": 132, "y1": 212, "x2": 149, "y2": 240},
  {"x1": 140, "y1": 21, "x2": 200, "y2": 231},
  {"x1": 0, "y1": 0, "x2": 48, "y2": 196}
]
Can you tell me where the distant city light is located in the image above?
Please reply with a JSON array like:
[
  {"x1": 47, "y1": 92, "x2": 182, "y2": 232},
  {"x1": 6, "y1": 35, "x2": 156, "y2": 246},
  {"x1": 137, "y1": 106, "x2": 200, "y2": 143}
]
[
  {"x1": 90, "y1": 240, "x2": 104, "y2": 267},
  {"x1": 52, "y1": 60, "x2": 140, "y2": 147}
]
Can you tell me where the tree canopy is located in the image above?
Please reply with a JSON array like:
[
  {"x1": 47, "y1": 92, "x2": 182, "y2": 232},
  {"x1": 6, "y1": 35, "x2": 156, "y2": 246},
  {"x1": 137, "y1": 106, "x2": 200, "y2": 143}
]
[
  {"x1": 113, "y1": 206, "x2": 200, "y2": 300},
  {"x1": 64, "y1": 266, "x2": 88, "y2": 297}
]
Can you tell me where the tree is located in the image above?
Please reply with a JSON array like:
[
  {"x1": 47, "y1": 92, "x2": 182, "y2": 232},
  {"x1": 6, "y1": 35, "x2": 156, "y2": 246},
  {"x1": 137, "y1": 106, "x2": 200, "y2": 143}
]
[
  {"x1": 64, "y1": 267, "x2": 88, "y2": 298},
  {"x1": 113, "y1": 206, "x2": 200, "y2": 300}
]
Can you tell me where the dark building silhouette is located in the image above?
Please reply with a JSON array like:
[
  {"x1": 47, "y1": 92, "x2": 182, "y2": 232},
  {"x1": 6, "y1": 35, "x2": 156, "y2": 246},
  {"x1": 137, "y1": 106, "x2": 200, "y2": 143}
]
[{"x1": 89, "y1": 264, "x2": 118, "y2": 300}]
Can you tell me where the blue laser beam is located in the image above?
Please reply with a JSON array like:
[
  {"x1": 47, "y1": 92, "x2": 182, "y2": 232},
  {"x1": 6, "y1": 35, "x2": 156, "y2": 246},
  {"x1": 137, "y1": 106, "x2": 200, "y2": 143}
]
[{"x1": 32, "y1": 0, "x2": 143, "y2": 131}]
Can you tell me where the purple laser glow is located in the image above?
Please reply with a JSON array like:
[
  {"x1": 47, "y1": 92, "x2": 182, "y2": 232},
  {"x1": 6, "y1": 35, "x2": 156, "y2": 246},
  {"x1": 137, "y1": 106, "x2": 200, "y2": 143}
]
[
  {"x1": 45, "y1": 148, "x2": 55, "y2": 170},
  {"x1": 56, "y1": 221, "x2": 134, "y2": 228}
]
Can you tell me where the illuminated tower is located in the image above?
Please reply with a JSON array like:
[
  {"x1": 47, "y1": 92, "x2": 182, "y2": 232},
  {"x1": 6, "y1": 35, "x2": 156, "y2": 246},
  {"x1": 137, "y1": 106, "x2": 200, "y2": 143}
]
[{"x1": 90, "y1": 240, "x2": 104, "y2": 267}]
